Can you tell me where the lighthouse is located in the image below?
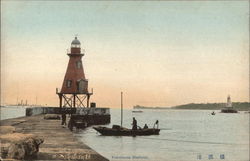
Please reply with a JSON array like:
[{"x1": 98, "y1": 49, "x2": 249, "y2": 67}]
[{"x1": 57, "y1": 37, "x2": 92, "y2": 108}]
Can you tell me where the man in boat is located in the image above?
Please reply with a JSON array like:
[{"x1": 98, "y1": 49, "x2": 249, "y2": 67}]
[
  {"x1": 143, "y1": 124, "x2": 148, "y2": 129},
  {"x1": 132, "y1": 117, "x2": 137, "y2": 130}
]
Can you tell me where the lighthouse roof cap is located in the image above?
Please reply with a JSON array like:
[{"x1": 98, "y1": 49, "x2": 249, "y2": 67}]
[{"x1": 71, "y1": 37, "x2": 81, "y2": 45}]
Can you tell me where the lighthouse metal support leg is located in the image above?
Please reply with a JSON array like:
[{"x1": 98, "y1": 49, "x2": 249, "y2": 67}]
[
  {"x1": 87, "y1": 94, "x2": 90, "y2": 108},
  {"x1": 62, "y1": 95, "x2": 72, "y2": 107},
  {"x1": 73, "y1": 94, "x2": 76, "y2": 108},
  {"x1": 75, "y1": 95, "x2": 86, "y2": 108},
  {"x1": 59, "y1": 94, "x2": 62, "y2": 108}
]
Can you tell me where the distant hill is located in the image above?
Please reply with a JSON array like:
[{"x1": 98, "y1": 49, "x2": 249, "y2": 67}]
[
  {"x1": 134, "y1": 102, "x2": 250, "y2": 111},
  {"x1": 172, "y1": 102, "x2": 250, "y2": 111},
  {"x1": 133, "y1": 105, "x2": 169, "y2": 110}
]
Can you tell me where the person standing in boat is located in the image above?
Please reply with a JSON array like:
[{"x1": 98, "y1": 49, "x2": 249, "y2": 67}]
[
  {"x1": 153, "y1": 120, "x2": 159, "y2": 129},
  {"x1": 132, "y1": 117, "x2": 137, "y2": 130}
]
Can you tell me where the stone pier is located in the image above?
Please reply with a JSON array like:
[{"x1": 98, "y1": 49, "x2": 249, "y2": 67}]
[{"x1": 0, "y1": 114, "x2": 109, "y2": 161}]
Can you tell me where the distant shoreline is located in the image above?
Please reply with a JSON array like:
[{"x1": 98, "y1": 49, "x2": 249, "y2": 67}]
[{"x1": 134, "y1": 102, "x2": 250, "y2": 111}]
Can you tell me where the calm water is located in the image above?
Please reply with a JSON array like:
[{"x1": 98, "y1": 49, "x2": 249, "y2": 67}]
[
  {"x1": 75, "y1": 109, "x2": 249, "y2": 161},
  {"x1": 1, "y1": 107, "x2": 249, "y2": 161},
  {"x1": 0, "y1": 106, "x2": 27, "y2": 120}
]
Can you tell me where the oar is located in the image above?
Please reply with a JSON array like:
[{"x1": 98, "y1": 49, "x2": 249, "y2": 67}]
[{"x1": 160, "y1": 128, "x2": 172, "y2": 130}]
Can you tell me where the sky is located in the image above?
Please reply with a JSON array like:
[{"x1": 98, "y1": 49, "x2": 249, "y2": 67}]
[{"x1": 1, "y1": 1, "x2": 249, "y2": 108}]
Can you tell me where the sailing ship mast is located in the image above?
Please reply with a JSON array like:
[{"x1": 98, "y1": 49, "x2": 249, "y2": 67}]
[{"x1": 121, "y1": 92, "x2": 123, "y2": 127}]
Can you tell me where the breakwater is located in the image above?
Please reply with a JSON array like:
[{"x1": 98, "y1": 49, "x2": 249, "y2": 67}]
[
  {"x1": 0, "y1": 107, "x2": 110, "y2": 160},
  {"x1": 26, "y1": 107, "x2": 110, "y2": 116},
  {"x1": 0, "y1": 114, "x2": 109, "y2": 161}
]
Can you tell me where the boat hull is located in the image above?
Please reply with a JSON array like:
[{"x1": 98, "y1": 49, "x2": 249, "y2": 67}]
[
  {"x1": 93, "y1": 127, "x2": 160, "y2": 136},
  {"x1": 221, "y1": 108, "x2": 238, "y2": 113}
]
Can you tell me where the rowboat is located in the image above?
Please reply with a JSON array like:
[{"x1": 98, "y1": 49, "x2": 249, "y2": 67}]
[
  {"x1": 93, "y1": 92, "x2": 160, "y2": 136},
  {"x1": 93, "y1": 125, "x2": 160, "y2": 136}
]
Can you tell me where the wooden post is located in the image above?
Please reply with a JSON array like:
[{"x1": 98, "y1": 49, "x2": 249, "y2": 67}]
[{"x1": 121, "y1": 92, "x2": 123, "y2": 127}]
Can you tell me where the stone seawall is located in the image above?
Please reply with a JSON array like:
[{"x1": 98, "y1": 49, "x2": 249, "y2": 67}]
[
  {"x1": 25, "y1": 107, "x2": 111, "y2": 126},
  {"x1": 26, "y1": 107, "x2": 110, "y2": 116}
]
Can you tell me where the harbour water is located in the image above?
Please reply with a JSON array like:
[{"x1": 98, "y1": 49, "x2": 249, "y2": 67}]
[
  {"x1": 0, "y1": 106, "x2": 27, "y2": 120},
  {"x1": 1, "y1": 107, "x2": 249, "y2": 161},
  {"x1": 76, "y1": 108, "x2": 249, "y2": 161}
]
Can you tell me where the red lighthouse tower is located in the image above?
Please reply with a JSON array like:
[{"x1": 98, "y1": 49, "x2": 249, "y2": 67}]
[{"x1": 57, "y1": 37, "x2": 92, "y2": 108}]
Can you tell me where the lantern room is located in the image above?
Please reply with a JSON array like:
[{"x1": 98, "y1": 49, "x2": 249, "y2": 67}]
[{"x1": 71, "y1": 37, "x2": 81, "y2": 54}]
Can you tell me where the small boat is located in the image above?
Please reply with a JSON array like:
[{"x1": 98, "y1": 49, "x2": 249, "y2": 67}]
[
  {"x1": 93, "y1": 125, "x2": 160, "y2": 136},
  {"x1": 132, "y1": 110, "x2": 143, "y2": 113},
  {"x1": 93, "y1": 92, "x2": 160, "y2": 136},
  {"x1": 211, "y1": 111, "x2": 215, "y2": 115}
]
